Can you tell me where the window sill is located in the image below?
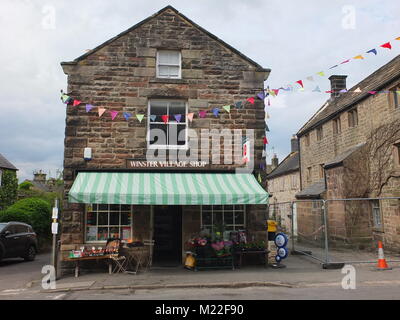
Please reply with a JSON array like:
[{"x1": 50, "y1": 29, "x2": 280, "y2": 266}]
[{"x1": 150, "y1": 78, "x2": 188, "y2": 84}]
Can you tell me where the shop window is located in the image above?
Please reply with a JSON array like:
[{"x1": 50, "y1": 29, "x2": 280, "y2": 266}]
[
  {"x1": 148, "y1": 100, "x2": 188, "y2": 149},
  {"x1": 372, "y1": 200, "x2": 382, "y2": 229},
  {"x1": 201, "y1": 205, "x2": 246, "y2": 233},
  {"x1": 156, "y1": 50, "x2": 181, "y2": 79},
  {"x1": 316, "y1": 126, "x2": 323, "y2": 141},
  {"x1": 348, "y1": 108, "x2": 358, "y2": 128},
  {"x1": 333, "y1": 117, "x2": 341, "y2": 135},
  {"x1": 85, "y1": 204, "x2": 132, "y2": 242}
]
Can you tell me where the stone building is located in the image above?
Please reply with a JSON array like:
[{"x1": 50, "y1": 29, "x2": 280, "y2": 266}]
[
  {"x1": 60, "y1": 6, "x2": 270, "y2": 268},
  {"x1": 296, "y1": 55, "x2": 400, "y2": 250},
  {"x1": 266, "y1": 136, "x2": 300, "y2": 232},
  {"x1": 0, "y1": 153, "x2": 18, "y2": 210}
]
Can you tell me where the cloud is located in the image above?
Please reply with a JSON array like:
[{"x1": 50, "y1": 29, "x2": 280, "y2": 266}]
[{"x1": 0, "y1": 0, "x2": 399, "y2": 181}]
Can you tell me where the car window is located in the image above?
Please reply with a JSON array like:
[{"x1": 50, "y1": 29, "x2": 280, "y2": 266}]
[
  {"x1": 3, "y1": 225, "x2": 17, "y2": 234},
  {"x1": 0, "y1": 223, "x2": 7, "y2": 232},
  {"x1": 15, "y1": 225, "x2": 28, "y2": 234}
]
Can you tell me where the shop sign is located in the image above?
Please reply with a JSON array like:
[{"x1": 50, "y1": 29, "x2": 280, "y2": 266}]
[{"x1": 126, "y1": 159, "x2": 208, "y2": 169}]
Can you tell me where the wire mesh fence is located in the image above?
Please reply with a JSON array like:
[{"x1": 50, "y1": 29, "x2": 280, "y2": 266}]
[{"x1": 268, "y1": 197, "x2": 400, "y2": 268}]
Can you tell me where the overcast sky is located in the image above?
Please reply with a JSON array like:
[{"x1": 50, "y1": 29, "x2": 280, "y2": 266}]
[{"x1": 1, "y1": 0, "x2": 399, "y2": 181}]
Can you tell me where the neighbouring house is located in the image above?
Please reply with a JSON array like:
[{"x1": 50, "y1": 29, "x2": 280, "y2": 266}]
[
  {"x1": 266, "y1": 136, "x2": 300, "y2": 232},
  {"x1": 0, "y1": 153, "x2": 18, "y2": 210},
  {"x1": 296, "y1": 55, "x2": 400, "y2": 251},
  {"x1": 60, "y1": 6, "x2": 270, "y2": 271},
  {"x1": 19, "y1": 170, "x2": 63, "y2": 198}
]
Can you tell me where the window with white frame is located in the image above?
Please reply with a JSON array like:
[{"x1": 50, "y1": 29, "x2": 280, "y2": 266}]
[
  {"x1": 201, "y1": 205, "x2": 246, "y2": 232},
  {"x1": 156, "y1": 50, "x2": 181, "y2": 79},
  {"x1": 85, "y1": 204, "x2": 132, "y2": 242},
  {"x1": 148, "y1": 100, "x2": 187, "y2": 148},
  {"x1": 372, "y1": 200, "x2": 382, "y2": 228}
]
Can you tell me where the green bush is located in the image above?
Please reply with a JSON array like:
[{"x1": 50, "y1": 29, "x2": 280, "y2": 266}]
[
  {"x1": 0, "y1": 170, "x2": 18, "y2": 209},
  {"x1": 18, "y1": 181, "x2": 34, "y2": 190},
  {"x1": 0, "y1": 197, "x2": 52, "y2": 246}
]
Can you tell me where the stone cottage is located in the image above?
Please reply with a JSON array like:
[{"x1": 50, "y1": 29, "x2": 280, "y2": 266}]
[
  {"x1": 296, "y1": 56, "x2": 400, "y2": 251},
  {"x1": 60, "y1": 6, "x2": 270, "y2": 269}
]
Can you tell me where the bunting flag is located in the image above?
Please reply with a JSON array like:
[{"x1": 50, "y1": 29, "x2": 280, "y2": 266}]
[
  {"x1": 353, "y1": 87, "x2": 362, "y2": 93},
  {"x1": 199, "y1": 110, "x2": 207, "y2": 118},
  {"x1": 263, "y1": 136, "x2": 268, "y2": 145},
  {"x1": 150, "y1": 115, "x2": 157, "y2": 122},
  {"x1": 223, "y1": 105, "x2": 231, "y2": 113},
  {"x1": 110, "y1": 110, "x2": 118, "y2": 121},
  {"x1": 187, "y1": 113, "x2": 194, "y2": 122},
  {"x1": 98, "y1": 107, "x2": 106, "y2": 117},
  {"x1": 73, "y1": 100, "x2": 82, "y2": 107},
  {"x1": 85, "y1": 104, "x2": 94, "y2": 112},
  {"x1": 257, "y1": 173, "x2": 262, "y2": 183},
  {"x1": 296, "y1": 80, "x2": 304, "y2": 88},
  {"x1": 306, "y1": 76, "x2": 314, "y2": 82},
  {"x1": 366, "y1": 49, "x2": 377, "y2": 55},
  {"x1": 257, "y1": 92, "x2": 265, "y2": 100},
  {"x1": 329, "y1": 65, "x2": 338, "y2": 69},
  {"x1": 272, "y1": 89, "x2": 280, "y2": 96},
  {"x1": 396, "y1": 37, "x2": 400, "y2": 41},
  {"x1": 61, "y1": 94, "x2": 71, "y2": 104},
  {"x1": 339, "y1": 89, "x2": 347, "y2": 93},
  {"x1": 262, "y1": 149, "x2": 267, "y2": 158},
  {"x1": 235, "y1": 101, "x2": 243, "y2": 109},
  {"x1": 312, "y1": 86, "x2": 321, "y2": 92},
  {"x1": 174, "y1": 114, "x2": 182, "y2": 123},
  {"x1": 368, "y1": 91, "x2": 377, "y2": 95},
  {"x1": 136, "y1": 114, "x2": 144, "y2": 123},
  {"x1": 316, "y1": 71, "x2": 325, "y2": 77},
  {"x1": 341, "y1": 59, "x2": 350, "y2": 64},
  {"x1": 161, "y1": 115, "x2": 169, "y2": 124},
  {"x1": 265, "y1": 124, "x2": 270, "y2": 132},
  {"x1": 212, "y1": 108, "x2": 220, "y2": 117},
  {"x1": 123, "y1": 112, "x2": 132, "y2": 121},
  {"x1": 246, "y1": 97, "x2": 255, "y2": 105},
  {"x1": 265, "y1": 112, "x2": 270, "y2": 120},
  {"x1": 380, "y1": 42, "x2": 392, "y2": 50},
  {"x1": 353, "y1": 55, "x2": 364, "y2": 60}
]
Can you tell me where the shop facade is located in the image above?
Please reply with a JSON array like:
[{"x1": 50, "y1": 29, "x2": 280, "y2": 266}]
[{"x1": 60, "y1": 6, "x2": 270, "y2": 270}]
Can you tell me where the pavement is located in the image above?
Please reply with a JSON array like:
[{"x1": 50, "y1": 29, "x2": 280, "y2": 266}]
[{"x1": 1, "y1": 252, "x2": 399, "y2": 300}]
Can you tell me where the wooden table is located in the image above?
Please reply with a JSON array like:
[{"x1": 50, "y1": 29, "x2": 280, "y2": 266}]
[{"x1": 64, "y1": 255, "x2": 115, "y2": 278}]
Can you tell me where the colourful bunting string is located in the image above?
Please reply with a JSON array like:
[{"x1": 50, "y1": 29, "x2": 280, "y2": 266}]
[
  {"x1": 199, "y1": 110, "x2": 207, "y2": 118},
  {"x1": 212, "y1": 108, "x2": 220, "y2": 117},
  {"x1": 329, "y1": 65, "x2": 338, "y2": 69},
  {"x1": 187, "y1": 113, "x2": 194, "y2": 122},
  {"x1": 110, "y1": 110, "x2": 118, "y2": 121},
  {"x1": 257, "y1": 92, "x2": 265, "y2": 100},
  {"x1": 98, "y1": 107, "x2": 106, "y2": 117},
  {"x1": 161, "y1": 115, "x2": 169, "y2": 124},
  {"x1": 380, "y1": 42, "x2": 392, "y2": 50},
  {"x1": 136, "y1": 114, "x2": 144, "y2": 123},
  {"x1": 246, "y1": 97, "x2": 255, "y2": 105},
  {"x1": 340, "y1": 59, "x2": 350, "y2": 64},
  {"x1": 123, "y1": 112, "x2": 132, "y2": 121},
  {"x1": 150, "y1": 115, "x2": 157, "y2": 122},
  {"x1": 366, "y1": 49, "x2": 377, "y2": 55},
  {"x1": 368, "y1": 91, "x2": 377, "y2": 95},
  {"x1": 73, "y1": 100, "x2": 82, "y2": 107},
  {"x1": 354, "y1": 87, "x2": 362, "y2": 93},
  {"x1": 174, "y1": 114, "x2": 182, "y2": 123},
  {"x1": 296, "y1": 80, "x2": 304, "y2": 88},
  {"x1": 223, "y1": 105, "x2": 231, "y2": 113},
  {"x1": 263, "y1": 136, "x2": 268, "y2": 145},
  {"x1": 85, "y1": 104, "x2": 94, "y2": 112}
]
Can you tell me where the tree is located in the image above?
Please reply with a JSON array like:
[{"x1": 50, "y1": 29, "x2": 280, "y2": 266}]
[{"x1": 0, "y1": 170, "x2": 18, "y2": 210}]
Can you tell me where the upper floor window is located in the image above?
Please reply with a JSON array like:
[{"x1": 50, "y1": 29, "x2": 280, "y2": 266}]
[
  {"x1": 306, "y1": 167, "x2": 312, "y2": 183},
  {"x1": 304, "y1": 133, "x2": 310, "y2": 147},
  {"x1": 333, "y1": 117, "x2": 341, "y2": 135},
  {"x1": 156, "y1": 50, "x2": 181, "y2": 79},
  {"x1": 316, "y1": 126, "x2": 323, "y2": 141},
  {"x1": 319, "y1": 164, "x2": 325, "y2": 179},
  {"x1": 348, "y1": 108, "x2": 358, "y2": 128},
  {"x1": 148, "y1": 100, "x2": 187, "y2": 149}
]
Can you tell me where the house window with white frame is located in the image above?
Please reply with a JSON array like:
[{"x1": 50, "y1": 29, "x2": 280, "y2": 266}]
[
  {"x1": 148, "y1": 100, "x2": 187, "y2": 149},
  {"x1": 372, "y1": 200, "x2": 382, "y2": 228},
  {"x1": 85, "y1": 204, "x2": 132, "y2": 242},
  {"x1": 201, "y1": 205, "x2": 246, "y2": 233},
  {"x1": 156, "y1": 50, "x2": 181, "y2": 79}
]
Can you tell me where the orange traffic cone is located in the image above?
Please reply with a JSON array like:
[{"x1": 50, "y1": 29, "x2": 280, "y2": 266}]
[{"x1": 376, "y1": 241, "x2": 391, "y2": 270}]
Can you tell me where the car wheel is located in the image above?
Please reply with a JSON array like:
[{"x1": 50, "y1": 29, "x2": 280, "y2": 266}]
[{"x1": 23, "y1": 245, "x2": 36, "y2": 261}]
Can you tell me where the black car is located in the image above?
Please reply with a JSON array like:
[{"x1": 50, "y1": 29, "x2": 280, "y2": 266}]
[{"x1": 0, "y1": 222, "x2": 38, "y2": 262}]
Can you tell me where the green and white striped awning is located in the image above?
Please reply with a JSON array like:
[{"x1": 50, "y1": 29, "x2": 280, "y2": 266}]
[{"x1": 68, "y1": 172, "x2": 268, "y2": 205}]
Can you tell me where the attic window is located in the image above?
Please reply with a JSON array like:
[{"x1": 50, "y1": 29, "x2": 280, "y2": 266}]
[
  {"x1": 156, "y1": 50, "x2": 181, "y2": 79},
  {"x1": 348, "y1": 108, "x2": 358, "y2": 128}
]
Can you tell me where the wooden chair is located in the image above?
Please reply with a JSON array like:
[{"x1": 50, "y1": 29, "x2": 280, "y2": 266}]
[{"x1": 106, "y1": 238, "x2": 127, "y2": 274}]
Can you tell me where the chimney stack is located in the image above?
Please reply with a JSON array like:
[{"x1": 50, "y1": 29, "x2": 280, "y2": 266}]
[
  {"x1": 271, "y1": 154, "x2": 279, "y2": 169},
  {"x1": 329, "y1": 75, "x2": 347, "y2": 99},
  {"x1": 291, "y1": 135, "x2": 299, "y2": 153}
]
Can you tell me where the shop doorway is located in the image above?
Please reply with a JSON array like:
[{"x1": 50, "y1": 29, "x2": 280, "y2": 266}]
[{"x1": 153, "y1": 206, "x2": 182, "y2": 266}]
